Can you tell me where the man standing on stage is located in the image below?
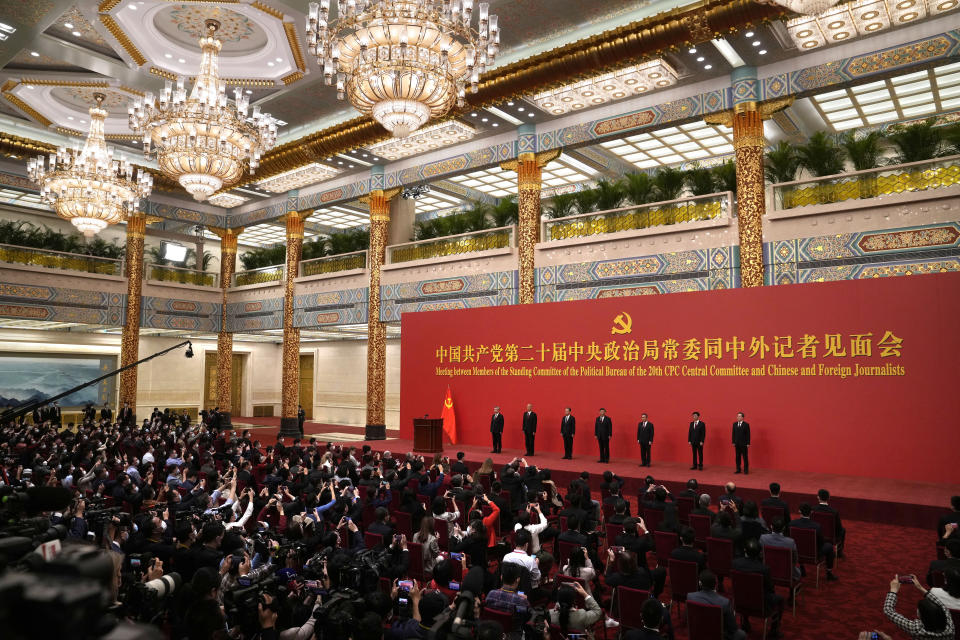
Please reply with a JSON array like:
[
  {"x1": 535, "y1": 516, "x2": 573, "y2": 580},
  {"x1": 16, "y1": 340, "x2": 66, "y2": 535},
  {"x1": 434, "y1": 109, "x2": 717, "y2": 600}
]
[
  {"x1": 561, "y1": 407, "x2": 576, "y2": 459},
  {"x1": 595, "y1": 408, "x2": 612, "y2": 463},
  {"x1": 732, "y1": 411, "x2": 751, "y2": 475},
  {"x1": 297, "y1": 404, "x2": 306, "y2": 437},
  {"x1": 491, "y1": 406, "x2": 504, "y2": 453},
  {"x1": 688, "y1": 411, "x2": 706, "y2": 470},
  {"x1": 522, "y1": 403, "x2": 538, "y2": 456},
  {"x1": 637, "y1": 413, "x2": 654, "y2": 467}
]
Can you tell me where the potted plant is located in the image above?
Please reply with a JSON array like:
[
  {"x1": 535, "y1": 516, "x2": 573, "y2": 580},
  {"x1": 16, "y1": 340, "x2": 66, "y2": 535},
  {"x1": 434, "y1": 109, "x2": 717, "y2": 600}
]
[
  {"x1": 841, "y1": 130, "x2": 885, "y2": 199},
  {"x1": 796, "y1": 132, "x2": 847, "y2": 204},
  {"x1": 887, "y1": 118, "x2": 949, "y2": 191},
  {"x1": 652, "y1": 166, "x2": 686, "y2": 224},
  {"x1": 765, "y1": 141, "x2": 801, "y2": 209}
]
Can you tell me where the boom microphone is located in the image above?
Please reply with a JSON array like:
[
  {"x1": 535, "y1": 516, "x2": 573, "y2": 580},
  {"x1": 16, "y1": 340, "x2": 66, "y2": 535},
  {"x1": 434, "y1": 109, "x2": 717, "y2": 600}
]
[{"x1": 452, "y1": 565, "x2": 485, "y2": 624}]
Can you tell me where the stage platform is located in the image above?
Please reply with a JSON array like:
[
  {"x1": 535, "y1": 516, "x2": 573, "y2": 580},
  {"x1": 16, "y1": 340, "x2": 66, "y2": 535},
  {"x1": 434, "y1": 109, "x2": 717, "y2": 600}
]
[{"x1": 233, "y1": 417, "x2": 957, "y2": 530}]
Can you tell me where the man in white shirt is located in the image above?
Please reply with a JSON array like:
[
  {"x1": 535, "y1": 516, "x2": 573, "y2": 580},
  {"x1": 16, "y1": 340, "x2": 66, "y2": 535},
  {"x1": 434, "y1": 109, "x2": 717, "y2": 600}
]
[
  {"x1": 142, "y1": 447, "x2": 155, "y2": 465},
  {"x1": 502, "y1": 529, "x2": 541, "y2": 588},
  {"x1": 514, "y1": 502, "x2": 549, "y2": 553}
]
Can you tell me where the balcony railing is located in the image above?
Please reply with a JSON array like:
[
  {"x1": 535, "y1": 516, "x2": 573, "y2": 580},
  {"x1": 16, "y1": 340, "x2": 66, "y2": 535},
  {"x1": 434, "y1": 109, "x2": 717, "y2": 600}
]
[
  {"x1": 543, "y1": 192, "x2": 731, "y2": 242},
  {"x1": 387, "y1": 225, "x2": 515, "y2": 264},
  {"x1": 772, "y1": 155, "x2": 960, "y2": 210},
  {"x1": 148, "y1": 263, "x2": 218, "y2": 287},
  {"x1": 0, "y1": 243, "x2": 122, "y2": 275},
  {"x1": 300, "y1": 250, "x2": 367, "y2": 277},
  {"x1": 234, "y1": 264, "x2": 284, "y2": 287}
]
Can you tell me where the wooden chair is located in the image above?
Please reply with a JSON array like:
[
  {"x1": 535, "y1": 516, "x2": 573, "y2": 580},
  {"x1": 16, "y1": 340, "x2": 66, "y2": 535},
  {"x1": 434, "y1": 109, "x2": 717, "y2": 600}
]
[
  {"x1": 761, "y1": 506, "x2": 786, "y2": 529},
  {"x1": 811, "y1": 511, "x2": 840, "y2": 564},
  {"x1": 689, "y1": 514, "x2": 712, "y2": 550},
  {"x1": 655, "y1": 530, "x2": 679, "y2": 567},
  {"x1": 731, "y1": 570, "x2": 774, "y2": 640},
  {"x1": 668, "y1": 559, "x2": 700, "y2": 621},
  {"x1": 642, "y1": 507, "x2": 664, "y2": 533},
  {"x1": 605, "y1": 523, "x2": 624, "y2": 551},
  {"x1": 393, "y1": 510, "x2": 413, "y2": 539},
  {"x1": 687, "y1": 601, "x2": 724, "y2": 640},
  {"x1": 407, "y1": 541, "x2": 428, "y2": 582},
  {"x1": 764, "y1": 544, "x2": 802, "y2": 616},
  {"x1": 792, "y1": 527, "x2": 826, "y2": 589},
  {"x1": 706, "y1": 537, "x2": 734, "y2": 589},
  {"x1": 612, "y1": 586, "x2": 651, "y2": 630},
  {"x1": 556, "y1": 540, "x2": 577, "y2": 568}
]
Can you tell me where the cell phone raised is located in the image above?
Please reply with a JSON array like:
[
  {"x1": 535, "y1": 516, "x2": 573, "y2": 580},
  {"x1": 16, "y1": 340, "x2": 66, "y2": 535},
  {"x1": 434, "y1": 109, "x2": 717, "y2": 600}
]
[
  {"x1": 397, "y1": 579, "x2": 414, "y2": 591},
  {"x1": 898, "y1": 574, "x2": 916, "y2": 584}
]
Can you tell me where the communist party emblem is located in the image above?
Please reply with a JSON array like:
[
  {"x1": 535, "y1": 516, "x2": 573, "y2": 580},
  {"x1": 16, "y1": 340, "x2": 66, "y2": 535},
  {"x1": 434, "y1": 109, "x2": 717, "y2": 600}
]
[{"x1": 611, "y1": 311, "x2": 633, "y2": 335}]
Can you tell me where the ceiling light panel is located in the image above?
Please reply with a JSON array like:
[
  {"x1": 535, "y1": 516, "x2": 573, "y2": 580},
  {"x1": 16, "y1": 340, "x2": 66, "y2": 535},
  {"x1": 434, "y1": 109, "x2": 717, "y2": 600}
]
[
  {"x1": 309, "y1": 206, "x2": 369, "y2": 230},
  {"x1": 446, "y1": 154, "x2": 597, "y2": 197},
  {"x1": 599, "y1": 120, "x2": 734, "y2": 168},
  {"x1": 208, "y1": 193, "x2": 250, "y2": 208},
  {"x1": 257, "y1": 163, "x2": 341, "y2": 193},
  {"x1": 787, "y1": 0, "x2": 958, "y2": 51},
  {"x1": 240, "y1": 223, "x2": 288, "y2": 247},
  {"x1": 367, "y1": 121, "x2": 477, "y2": 161},
  {"x1": 530, "y1": 59, "x2": 679, "y2": 116}
]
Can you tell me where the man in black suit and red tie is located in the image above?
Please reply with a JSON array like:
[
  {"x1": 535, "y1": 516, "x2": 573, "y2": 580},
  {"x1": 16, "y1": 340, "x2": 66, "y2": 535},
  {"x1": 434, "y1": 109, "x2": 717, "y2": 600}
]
[
  {"x1": 560, "y1": 407, "x2": 575, "y2": 459},
  {"x1": 595, "y1": 408, "x2": 612, "y2": 463},
  {"x1": 490, "y1": 406, "x2": 504, "y2": 453},
  {"x1": 732, "y1": 412, "x2": 751, "y2": 474},
  {"x1": 688, "y1": 411, "x2": 706, "y2": 470},
  {"x1": 637, "y1": 413, "x2": 654, "y2": 467},
  {"x1": 522, "y1": 403, "x2": 537, "y2": 456},
  {"x1": 120, "y1": 402, "x2": 134, "y2": 427}
]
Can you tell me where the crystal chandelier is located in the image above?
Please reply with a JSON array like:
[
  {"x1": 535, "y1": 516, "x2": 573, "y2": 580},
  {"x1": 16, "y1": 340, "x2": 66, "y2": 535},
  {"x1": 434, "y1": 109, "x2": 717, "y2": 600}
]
[
  {"x1": 27, "y1": 93, "x2": 153, "y2": 237},
  {"x1": 128, "y1": 19, "x2": 278, "y2": 201},
  {"x1": 761, "y1": 0, "x2": 843, "y2": 15},
  {"x1": 305, "y1": 0, "x2": 501, "y2": 138}
]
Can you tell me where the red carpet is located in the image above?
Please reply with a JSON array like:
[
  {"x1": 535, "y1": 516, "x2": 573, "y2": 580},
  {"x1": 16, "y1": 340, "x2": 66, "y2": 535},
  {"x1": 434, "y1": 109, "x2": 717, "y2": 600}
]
[
  {"x1": 234, "y1": 418, "x2": 958, "y2": 530},
  {"x1": 232, "y1": 417, "x2": 947, "y2": 638}
]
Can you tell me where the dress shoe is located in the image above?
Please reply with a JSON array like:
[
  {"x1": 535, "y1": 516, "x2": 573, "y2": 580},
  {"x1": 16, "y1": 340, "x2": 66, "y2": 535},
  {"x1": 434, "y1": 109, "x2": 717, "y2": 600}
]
[
  {"x1": 744, "y1": 470, "x2": 749, "y2": 475},
  {"x1": 827, "y1": 572, "x2": 839, "y2": 581},
  {"x1": 735, "y1": 470, "x2": 741, "y2": 474},
  {"x1": 699, "y1": 465, "x2": 703, "y2": 470},
  {"x1": 690, "y1": 465, "x2": 697, "y2": 470}
]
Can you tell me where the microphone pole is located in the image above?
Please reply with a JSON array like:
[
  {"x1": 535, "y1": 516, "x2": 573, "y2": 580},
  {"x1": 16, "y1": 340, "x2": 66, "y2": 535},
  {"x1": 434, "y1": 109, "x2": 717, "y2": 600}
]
[{"x1": 0, "y1": 340, "x2": 194, "y2": 424}]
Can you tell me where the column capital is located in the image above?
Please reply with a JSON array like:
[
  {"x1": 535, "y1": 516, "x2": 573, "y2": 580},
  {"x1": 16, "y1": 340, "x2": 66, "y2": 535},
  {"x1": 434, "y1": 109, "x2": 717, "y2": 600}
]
[
  {"x1": 705, "y1": 96, "x2": 795, "y2": 126},
  {"x1": 207, "y1": 226, "x2": 244, "y2": 253},
  {"x1": 500, "y1": 148, "x2": 561, "y2": 172},
  {"x1": 126, "y1": 211, "x2": 148, "y2": 238}
]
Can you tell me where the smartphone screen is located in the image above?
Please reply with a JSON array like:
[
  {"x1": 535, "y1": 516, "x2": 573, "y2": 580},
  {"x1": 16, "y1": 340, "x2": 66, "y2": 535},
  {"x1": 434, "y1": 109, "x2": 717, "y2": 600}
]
[{"x1": 398, "y1": 580, "x2": 413, "y2": 590}]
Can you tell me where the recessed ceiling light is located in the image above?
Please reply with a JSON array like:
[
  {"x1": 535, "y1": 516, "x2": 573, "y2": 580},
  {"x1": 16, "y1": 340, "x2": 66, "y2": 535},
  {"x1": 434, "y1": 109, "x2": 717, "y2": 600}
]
[
  {"x1": 327, "y1": 157, "x2": 334, "y2": 160},
  {"x1": 64, "y1": 22, "x2": 74, "y2": 29},
  {"x1": 337, "y1": 161, "x2": 343, "y2": 165},
  {"x1": 528, "y1": 112, "x2": 534, "y2": 117},
  {"x1": 507, "y1": 101, "x2": 515, "y2": 106},
  {"x1": 759, "y1": 49, "x2": 767, "y2": 55},
  {"x1": 26, "y1": 85, "x2": 34, "y2": 89},
  {"x1": 492, "y1": 123, "x2": 499, "y2": 127},
  {"x1": 244, "y1": 89, "x2": 252, "y2": 94},
  {"x1": 30, "y1": 51, "x2": 39, "y2": 57},
  {"x1": 745, "y1": 31, "x2": 755, "y2": 37},
  {"x1": 267, "y1": 61, "x2": 275, "y2": 67},
  {"x1": 178, "y1": 58, "x2": 186, "y2": 63},
  {"x1": 164, "y1": 53, "x2": 172, "y2": 59},
  {"x1": 752, "y1": 40, "x2": 761, "y2": 46},
  {"x1": 470, "y1": 112, "x2": 478, "y2": 116},
  {"x1": 349, "y1": 164, "x2": 355, "y2": 168},
  {"x1": 79, "y1": 119, "x2": 86, "y2": 124},
  {"x1": 128, "y1": 3, "x2": 137, "y2": 9},
  {"x1": 362, "y1": 153, "x2": 368, "y2": 157},
  {"x1": 67, "y1": 116, "x2": 74, "y2": 120},
  {"x1": 689, "y1": 48, "x2": 697, "y2": 54},
  {"x1": 71, "y1": 30, "x2": 81, "y2": 37},
  {"x1": 517, "y1": 106, "x2": 525, "y2": 111},
  {"x1": 275, "y1": 57, "x2": 282, "y2": 62},
  {"x1": 697, "y1": 56, "x2": 705, "y2": 62},
  {"x1": 481, "y1": 117, "x2": 488, "y2": 122},
  {"x1": 704, "y1": 64, "x2": 713, "y2": 70}
]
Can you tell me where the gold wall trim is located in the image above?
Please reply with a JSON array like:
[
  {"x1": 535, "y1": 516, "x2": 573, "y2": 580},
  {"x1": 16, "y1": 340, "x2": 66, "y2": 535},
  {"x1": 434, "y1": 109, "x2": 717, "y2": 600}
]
[
  {"x1": 0, "y1": 80, "x2": 16, "y2": 94},
  {"x1": 251, "y1": 1, "x2": 284, "y2": 20},
  {"x1": 55, "y1": 126, "x2": 83, "y2": 137},
  {"x1": 98, "y1": 0, "x2": 121, "y2": 11},
  {"x1": 281, "y1": 71, "x2": 304, "y2": 85},
  {"x1": 100, "y1": 14, "x2": 147, "y2": 67},
  {"x1": 220, "y1": 78, "x2": 276, "y2": 87},
  {"x1": 19, "y1": 79, "x2": 110, "y2": 88},
  {"x1": 3, "y1": 94, "x2": 52, "y2": 127},
  {"x1": 149, "y1": 67, "x2": 177, "y2": 81},
  {"x1": 283, "y1": 21, "x2": 306, "y2": 72},
  {"x1": 118, "y1": 85, "x2": 145, "y2": 97}
]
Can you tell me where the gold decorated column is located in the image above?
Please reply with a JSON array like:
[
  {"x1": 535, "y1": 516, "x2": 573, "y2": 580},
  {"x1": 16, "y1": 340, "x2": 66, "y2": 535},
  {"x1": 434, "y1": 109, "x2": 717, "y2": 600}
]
[
  {"x1": 119, "y1": 212, "x2": 146, "y2": 414},
  {"x1": 501, "y1": 149, "x2": 560, "y2": 304},
  {"x1": 211, "y1": 227, "x2": 242, "y2": 427},
  {"x1": 365, "y1": 187, "x2": 401, "y2": 440},
  {"x1": 279, "y1": 212, "x2": 305, "y2": 437}
]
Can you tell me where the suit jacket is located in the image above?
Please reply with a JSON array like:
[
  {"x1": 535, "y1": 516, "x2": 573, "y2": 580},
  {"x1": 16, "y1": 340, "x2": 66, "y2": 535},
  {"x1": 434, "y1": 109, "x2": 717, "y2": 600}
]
[
  {"x1": 732, "y1": 556, "x2": 775, "y2": 596},
  {"x1": 101, "y1": 408, "x2": 112, "y2": 421},
  {"x1": 813, "y1": 503, "x2": 843, "y2": 537},
  {"x1": 731, "y1": 421, "x2": 751, "y2": 446},
  {"x1": 788, "y1": 517, "x2": 824, "y2": 550},
  {"x1": 120, "y1": 407, "x2": 133, "y2": 424},
  {"x1": 561, "y1": 414, "x2": 576, "y2": 436},
  {"x1": 688, "y1": 420, "x2": 706, "y2": 445},
  {"x1": 670, "y1": 545, "x2": 707, "y2": 573},
  {"x1": 686, "y1": 590, "x2": 740, "y2": 639},
  {"x1": 623, "y1": 628, "x2": 666, "y2": 640},
  {"x1": 595, "y1": 415, "x2": 612, "y2": 439},
  {"x1": 637, "y1": 421, "x2": 654, "y2": 444},
  {"x1": 936, "y1": 512, "x2": 960, "y2": 540},
  {"x1": 490, "y1": 413, "x2": 504, "y2": 434},
  {"x1": 522, "y1": 411, "x2": 538, "y2": 433},
  {"x1": 761, "y1": 497, "x2": 791, "y2": 530}
]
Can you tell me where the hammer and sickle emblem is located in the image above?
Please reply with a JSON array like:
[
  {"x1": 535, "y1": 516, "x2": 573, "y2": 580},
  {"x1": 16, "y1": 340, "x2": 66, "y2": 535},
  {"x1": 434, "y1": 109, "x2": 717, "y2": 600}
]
[
  {"x1": 444, "y1": 398, "x2": 453, "y2": 409},
  {"x1": 611, "y1": 312, "x2": 633, "y2": 335}
]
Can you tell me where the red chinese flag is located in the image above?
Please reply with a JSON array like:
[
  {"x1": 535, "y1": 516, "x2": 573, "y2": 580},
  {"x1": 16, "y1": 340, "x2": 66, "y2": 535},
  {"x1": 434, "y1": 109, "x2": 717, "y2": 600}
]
[{"x1": 441, "y1": 386, "x2": 457, "y2": 444}]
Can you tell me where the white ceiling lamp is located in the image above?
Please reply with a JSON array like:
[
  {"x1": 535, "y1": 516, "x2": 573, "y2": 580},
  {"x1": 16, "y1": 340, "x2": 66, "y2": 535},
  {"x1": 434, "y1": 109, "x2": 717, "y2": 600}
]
[
  {"x1": 305, "y1": 0, "x2": 501, "y2": 138},
  {"x1": 530, "y1": 59, "x2": 679, "y2": 116},
  {"x1": 128, "y1": 19, "x2": 279, "y2": 201},
  {"x1": 27, "y1": 93, "x2": 153, "y2": 237},
  {"x1": 761, "y1": 0, "x2": 843, "y2": 15}
]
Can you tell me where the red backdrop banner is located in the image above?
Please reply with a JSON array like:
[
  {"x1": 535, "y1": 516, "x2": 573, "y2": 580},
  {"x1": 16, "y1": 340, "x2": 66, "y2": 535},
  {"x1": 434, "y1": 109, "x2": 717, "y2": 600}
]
[{"x1": 400, "y1": 272, "x2": 960, "y2": 484}]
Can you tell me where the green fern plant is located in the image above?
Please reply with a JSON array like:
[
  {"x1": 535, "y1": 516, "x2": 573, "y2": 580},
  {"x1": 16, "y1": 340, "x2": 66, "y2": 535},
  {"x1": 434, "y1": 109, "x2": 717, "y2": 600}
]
[
  {"x1": 652, "y1": 166, "x2": 686, "y2": 201},
  {"x1": 887, "y1": 118, "x2": 947, "y2": 164},
  {"x1": 685, "y1": 164, "x2": 715, "y2": 196},
  {"x1": 544, "y1": 192, "x2": 577, "y2": 218},
  {"x1": 765, "y1": 141, "x2": 801, "y2": 184},
  {"x1": 797, "y1": 132, "x2": 846, "y2": 177},
  {"x1": 593, "y1": 179, "x2": 626, "y2": 211},
  {"x1": 842, "y1": 130, "x2": 886, "y2": 171},
  {"x1": 621, "y1": 172, "x2": 655, "y2": 205}
]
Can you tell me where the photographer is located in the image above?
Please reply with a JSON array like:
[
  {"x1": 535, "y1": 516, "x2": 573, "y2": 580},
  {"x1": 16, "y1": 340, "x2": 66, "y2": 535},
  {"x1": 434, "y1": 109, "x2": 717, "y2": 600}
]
[
  {"x1": 387, "y1": 579, "x2": 447, "y2": 640},
  {"x1": 883, "y1": 575, "x2": 954, "y2": 639}
]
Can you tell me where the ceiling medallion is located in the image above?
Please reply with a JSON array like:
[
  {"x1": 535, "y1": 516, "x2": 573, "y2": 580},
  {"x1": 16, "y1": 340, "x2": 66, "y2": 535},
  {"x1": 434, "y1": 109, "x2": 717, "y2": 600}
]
[
  {"x1": 27, "y1": 93, "x2": 153, "y2": 237},
  {"x1": 128, "y1": 19, "x2": 278, "y2": 201},
  {"x1": 305, "y1": 0, "x2": 501, "y2": 139}
]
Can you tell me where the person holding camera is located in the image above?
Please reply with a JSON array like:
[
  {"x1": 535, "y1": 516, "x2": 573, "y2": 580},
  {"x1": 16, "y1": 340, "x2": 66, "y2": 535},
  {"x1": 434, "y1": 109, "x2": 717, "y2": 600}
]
[
  {"x1": 548, "y1": 581, "x2": 607, "y2": 639},
  {"x1": 387, "y1": 579, "x2": 447, "y2": 639},
  {"x1": 884, "y1": 574, "x2": 955, "y2": 639}
]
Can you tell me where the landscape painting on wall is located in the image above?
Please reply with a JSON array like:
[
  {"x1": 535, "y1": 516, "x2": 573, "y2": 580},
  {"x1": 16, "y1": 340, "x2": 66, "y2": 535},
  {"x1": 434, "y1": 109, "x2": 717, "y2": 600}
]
[{"x1": 0, "y1": 354, "x2": 116, "y2": 409}]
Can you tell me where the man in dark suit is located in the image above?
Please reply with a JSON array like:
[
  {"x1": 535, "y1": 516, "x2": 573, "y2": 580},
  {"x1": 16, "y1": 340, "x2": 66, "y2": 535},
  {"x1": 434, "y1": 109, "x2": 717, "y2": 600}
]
[
  {"x1": 451, "y1": 451, "x2": 470, "y2": 476},
  {"x1": 637, "y1": 413, "x2": 654, "y2": 467},
  {"x1": 732, "y1": 539, "x2": 783, "y2": 638},
  {"x1": 927, "y1": 539, "x2": 960, "y2": 587},
  {"x1": 297, "y1": 404, "x2": 306, "y2": 436},
  {"x1": 671, "y1": 526, "x2": 707, "y2": 573},
  {"x1": 686, "y1": 570, "x2": 746, "y2": 640},
  {"x1": 731, "y1": 412, "x2": 750, "y2": 474},
  {"x1": 32, "y1": 406, "x2": 41, "y2": 425},
  {"x1": 595, "y1": 408, "x2": 612, "y2": 463},
  {"x1": 936, "y1": 496, "x2": 960, "y2": 541},
  {"x1": 814, "y1": 489, "x2": 846, "y2": 558},
  {"x1": 50, "y1": 402, "x2": 61, "y2": 425},
  {"x1": 120, "y1": 402, "x2": 133, "y2": 427},
  {"x1": 688, "y1": 411, "x2": 705, "y2": 470},
  {"x1": 789, "y1": 503, "x2": 838, "y2": 581},
  {"x1": 622, "y1": 599, "x2": 670, "y2": 640},
  {"x1": 100, "y1": 403, "x2": 112, "y2": 423},
  {"x1": 490, "y1": 406, "x2": 504, "y2": 453},
  {"x1": 560, "y1": 407, "x2": 575, "y2": 459},
  {"x1": 522, "y1": 404, "x2": 537, "y2": 456},
  {"x1": 762, "y1": 482, "x2": 791, "y2": 534}
]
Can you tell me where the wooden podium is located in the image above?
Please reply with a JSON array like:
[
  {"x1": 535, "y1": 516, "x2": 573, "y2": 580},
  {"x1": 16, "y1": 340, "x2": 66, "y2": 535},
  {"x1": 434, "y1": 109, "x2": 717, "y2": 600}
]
[{"x1": 413, "y1": 418, "x2": 443, "y2": 453}]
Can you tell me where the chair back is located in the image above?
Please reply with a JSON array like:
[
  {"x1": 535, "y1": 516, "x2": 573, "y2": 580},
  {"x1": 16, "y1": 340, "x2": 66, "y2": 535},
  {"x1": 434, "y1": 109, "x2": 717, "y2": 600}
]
[
  {"x1": 731, "y1": 570, "x2": 767, "y2": 618},
  {"x1": 416, "y1": 494, "x2": 432, "y2": 510},
  {"x1": 653, "y1": 531, "x2": 680, "y2": 567},
  {"x1": 811, "y1": 510, "x2": 837, "y2": 544},
  {"x1": 455, "y1": 500, "x2": 467, "y2": 527},
  {"x1": 437, "y1": 521, "x2": 450, "y2": 551},
  {"x1": 394, "y1": 510, "x2": 413, "y2": 539},
  {"x1": 556, "y1": 540, "x2": 578, "y2": 568},
  {"x1": 950, "y1": 609, "x2": 960, "y2": 634},
  {"x1": 407, "y1": 541, "x2": 427, "y2": 581},
  {"x1": 558, "y1": 516, "x2": 568, "y2": 532},
  {"x1": 478, "y1": 473, "x2": 492, "y2": 493},
  {"x1": 605, "y1": 523, "x2": 624, "y2": 548},
  {"x1": 763, "y1": 545, "x2": 795, "y2": 587},
  {"x1": 687, "y1": 601, "x2": 724, "y2": 640},
  {"x1": 407, "y1": 477, "x2": 420, "y2": 490},
  {"x1": 364, "y1": 532, "x2": 383, "y2": 549},
  {"x1": 668, "y1": 559, "x2": 700, "y2": 604},
  {"x1": 761, "y1": 506, "x2": 785, "y2": 528},
  {"x1": 601, "y1": 502, "x2": 615, "y2": 520},
  {"x1": 791, "y1": 527, "x2": 820, "y2": 565},
  {"x1": 642, "y1": 507, "x2": 664, "y2": 532},
  {"x1": 706, "y1": 537, "x2": 733, "y2": 578},
  {"x1": 689, "y1": 514, "x2": 712, "y2": 548},
  {"x1": 677, "y1": 496, "x2": 695, "y2": 525},
  {"x1": 613, "y1": 586, "x2": 651, "y2": 629},
  {"x1": 479, "y1": 606, "x2": 515, "y2": 632},
  {"x1": 361, "y1": 503, "x2": 376, "y2": 530}
]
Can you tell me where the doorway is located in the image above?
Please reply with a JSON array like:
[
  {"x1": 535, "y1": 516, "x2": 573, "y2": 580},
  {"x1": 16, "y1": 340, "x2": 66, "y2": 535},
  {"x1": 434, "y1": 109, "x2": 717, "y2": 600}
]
[
  {"x1": 203, "y1": 351, "x2": 244, "y2": 414},
  {"x1": 299, "y1": 353, "x2": 314, "y2": 419}
]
